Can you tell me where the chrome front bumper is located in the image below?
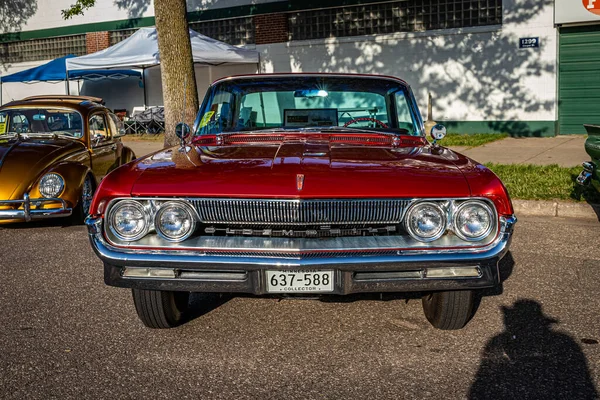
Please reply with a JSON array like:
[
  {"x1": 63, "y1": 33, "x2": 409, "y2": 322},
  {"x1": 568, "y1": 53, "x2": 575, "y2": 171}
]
[
  {"x1": 0, "y1": 193, "x2": 72, "y2": 222},
  {"x1": 86, "y1": 215, "x2": 516, "y2": 295}
]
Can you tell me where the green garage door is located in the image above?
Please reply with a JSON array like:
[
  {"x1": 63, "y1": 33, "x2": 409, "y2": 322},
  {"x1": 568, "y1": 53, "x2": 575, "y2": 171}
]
[{"x1": 559, "y1": 25, "x2": 600, "y2": 134}]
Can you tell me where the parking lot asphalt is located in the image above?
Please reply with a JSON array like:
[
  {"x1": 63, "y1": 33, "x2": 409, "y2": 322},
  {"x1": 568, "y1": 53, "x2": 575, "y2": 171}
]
[{"x1": 0, "y1": 216, "x2": 599, "y2": 399}]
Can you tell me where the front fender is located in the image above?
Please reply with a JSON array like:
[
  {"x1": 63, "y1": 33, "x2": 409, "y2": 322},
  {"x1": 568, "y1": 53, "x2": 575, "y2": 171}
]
[{"x1": 29, "y1": 162, "x2": 93, "y2": 208}]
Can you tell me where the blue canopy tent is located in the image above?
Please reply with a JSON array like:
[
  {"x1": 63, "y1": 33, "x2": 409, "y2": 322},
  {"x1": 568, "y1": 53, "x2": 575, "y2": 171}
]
[{"x1": 0, "y1": 55, "x2": 141, "y2": 104}]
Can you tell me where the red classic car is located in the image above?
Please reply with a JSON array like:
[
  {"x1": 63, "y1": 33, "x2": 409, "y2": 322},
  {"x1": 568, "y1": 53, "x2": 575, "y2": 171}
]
[{"x1": 85, "y1": 74, "x2": 516, "y2": 330}]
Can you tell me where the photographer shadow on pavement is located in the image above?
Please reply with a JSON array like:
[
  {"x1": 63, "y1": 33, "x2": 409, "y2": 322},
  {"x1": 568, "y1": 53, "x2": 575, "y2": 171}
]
[{"x1": 469, "y1": 299, "x2": 598, "y2": 399}]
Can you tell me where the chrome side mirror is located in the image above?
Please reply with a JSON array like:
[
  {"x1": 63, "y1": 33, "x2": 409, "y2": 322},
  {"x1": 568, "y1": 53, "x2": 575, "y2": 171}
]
[
  {"x1": 430, "y1": 124, "x2": 447, "y2": 142},
  {"x1": 175, "y1": 122, "x2": 191, "y2": 152},
  {"x1": 175, "y1": 122, "x2": 191, "y2": 140}
]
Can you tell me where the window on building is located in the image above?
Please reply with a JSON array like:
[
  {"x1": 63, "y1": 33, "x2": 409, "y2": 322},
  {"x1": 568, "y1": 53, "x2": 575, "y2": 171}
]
[
  {"x1": 109, "y1": 17, "x2": 255, "y2": 46},
  {"x1": 109, "y1": 29, "x2": 137, "y2": 46},
  {"x1": 0, "y1": 34, "x2": 87, "y2": 63},
  {"x1": 190, "y1": 17, "x2": 255, "y2": 45},
  {"x1": 288, "y1": 0, "x2": 503, "y2": 41}
]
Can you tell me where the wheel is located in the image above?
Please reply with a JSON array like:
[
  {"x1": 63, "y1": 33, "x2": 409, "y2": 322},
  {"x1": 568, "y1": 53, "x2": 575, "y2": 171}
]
[
  {"x1": 70, "y1": 175, "x2": 94, "y2": 224},
  {"x1": 422, "y1": 290, "x2": 474, "y2": 330},
  {"x1": 132, "y1": 289, "x2": 190, "y2": 329}
]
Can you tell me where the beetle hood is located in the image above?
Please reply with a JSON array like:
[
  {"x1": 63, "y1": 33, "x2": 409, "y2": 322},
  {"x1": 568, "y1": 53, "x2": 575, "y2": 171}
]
[
  {"x1": 128, "y1": 139, "x2": 472, "y2": 198},
  {"x1": 0, "y1": 136, "x2": 86, "y2": 201}
]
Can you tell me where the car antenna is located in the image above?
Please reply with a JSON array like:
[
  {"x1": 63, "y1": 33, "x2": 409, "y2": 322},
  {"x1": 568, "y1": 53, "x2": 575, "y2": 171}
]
[{"x1": 179, "y1": 77, "x2": 188, "y2": 152}]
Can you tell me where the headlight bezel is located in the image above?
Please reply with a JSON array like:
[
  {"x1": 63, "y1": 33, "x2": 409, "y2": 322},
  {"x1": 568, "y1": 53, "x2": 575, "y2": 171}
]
[
  {"x1": 39, "y1": 172, "x2": 65, "y2": 198},
  {"x1": 107, "y1": 199, "x2": 150, "y2": 242},
  {"x1": 154, "y1": 201, "x2": 197, "y2": 242},
  {"x1": 404, "y1": 201, "x2": 448, "y2": 242},
  {"x1": 452, "y1": 200, "x2": 495, "y2": 242}
]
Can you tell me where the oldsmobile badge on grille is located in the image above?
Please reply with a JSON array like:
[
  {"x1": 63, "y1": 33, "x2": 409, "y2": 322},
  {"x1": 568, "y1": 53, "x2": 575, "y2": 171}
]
[{"x1": 297, "y1": 174, "x2": 305, "y2": 191}]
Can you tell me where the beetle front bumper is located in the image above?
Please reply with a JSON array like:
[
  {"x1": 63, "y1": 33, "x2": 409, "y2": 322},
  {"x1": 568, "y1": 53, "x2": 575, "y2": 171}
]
[
  {"x1": 0, "y1": 194, "x2": 72, "y2": 222},
  {"x1": 86, "y1": 215, "x2": 516, "y2": 295}
]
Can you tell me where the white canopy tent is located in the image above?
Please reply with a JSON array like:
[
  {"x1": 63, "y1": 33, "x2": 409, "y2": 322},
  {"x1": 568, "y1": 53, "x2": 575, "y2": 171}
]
[{"x1": 66, "y1": 27, "x2": 260, "y2": 107}]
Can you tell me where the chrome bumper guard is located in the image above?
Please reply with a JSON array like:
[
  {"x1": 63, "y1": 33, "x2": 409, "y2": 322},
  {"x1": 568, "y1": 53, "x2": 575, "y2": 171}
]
[
  {"x1": 86, "y1": 215, "x2": 516, "y2": 295},
  {"x1": 0, "y1": 193, "x2": 72, "y2": 221}
]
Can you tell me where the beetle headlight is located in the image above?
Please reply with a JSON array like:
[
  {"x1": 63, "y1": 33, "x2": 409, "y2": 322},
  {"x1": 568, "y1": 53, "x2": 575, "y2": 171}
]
[
  {"x1": 108, "y1": 200, "x2": 149, "y2": 241},
  {"x1": 154, "y1": 201, "x2": 196, "y2": 242},
  {"x1": 39, "y1": 173, "x2": 64, "y2": 198},
  {"x1": 454, "y1": 201, "x2": 494, "y2": 241},
  {"x1": 405, "y1": 201, "x2": 446, "y2": 242}
]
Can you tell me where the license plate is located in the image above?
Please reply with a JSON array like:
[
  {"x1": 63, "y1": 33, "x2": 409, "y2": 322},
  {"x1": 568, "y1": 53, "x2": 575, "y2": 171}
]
[{"x1": 266, "y1": 270, "x2": 334, "y2": 293}]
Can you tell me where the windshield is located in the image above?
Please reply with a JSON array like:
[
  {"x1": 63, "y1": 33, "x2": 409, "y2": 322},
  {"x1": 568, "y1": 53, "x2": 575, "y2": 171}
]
[
  {"x1": 195, "y1": 76, "x2": 423, "y2": 136},
  {"x1": 0, "y1": 108, "x2": 83, "y2": 138}
]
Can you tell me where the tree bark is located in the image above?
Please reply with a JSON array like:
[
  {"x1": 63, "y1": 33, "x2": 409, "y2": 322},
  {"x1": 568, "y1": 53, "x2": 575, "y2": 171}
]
[{"x1": 154, "y1": 0, "x2": 199, "y2": 148}]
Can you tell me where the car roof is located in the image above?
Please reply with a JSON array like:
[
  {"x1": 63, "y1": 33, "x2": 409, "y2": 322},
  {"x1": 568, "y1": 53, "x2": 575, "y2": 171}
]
[
  {"x1": 211, "y1": 72, "x2": 410, "y2": 87},
  {"x1": 0, "y1": 95, "x2": 108, "y2": 114}
]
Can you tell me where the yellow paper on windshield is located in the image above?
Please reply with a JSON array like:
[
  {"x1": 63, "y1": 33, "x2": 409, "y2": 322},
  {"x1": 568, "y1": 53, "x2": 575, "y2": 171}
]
[
  {"x1": 199, "y1": 111, "x2": 215, "y2": 128},
  {"x1": 0, "y1": 122, "x2": 6, "y2": 134}
]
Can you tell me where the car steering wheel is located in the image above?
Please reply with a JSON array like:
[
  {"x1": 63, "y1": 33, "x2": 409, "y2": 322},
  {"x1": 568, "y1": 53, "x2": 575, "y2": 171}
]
[{"x1": 343, "y1": 117, "x2": 389, "y2": 129}]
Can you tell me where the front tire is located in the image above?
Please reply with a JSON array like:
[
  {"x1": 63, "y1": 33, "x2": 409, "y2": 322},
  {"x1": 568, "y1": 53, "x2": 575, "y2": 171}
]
[
  {"x1": 422, "y1": 290, "x2": 474, "y2": 330},
  {"x1": 70, "y1": 175, "x2": 94, "y2": 224},
  {"x1": 132, "y1": 289, "x2": 190, "y2": 329}
]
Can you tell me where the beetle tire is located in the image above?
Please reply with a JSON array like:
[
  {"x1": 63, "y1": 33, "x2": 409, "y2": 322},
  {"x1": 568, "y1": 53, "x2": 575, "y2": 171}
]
[
  {"x1": 132, "y1": 289, "x2": 190, "y2": 329},
  {"x1": 421, "y1": 290, "x2": 474, "y2": 330},
  {"x1": 70, "y1": 175, "x2": 94, "y2": 224}
]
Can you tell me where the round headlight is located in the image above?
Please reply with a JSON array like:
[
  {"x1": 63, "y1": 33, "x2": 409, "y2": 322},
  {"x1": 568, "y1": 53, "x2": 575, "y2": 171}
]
[
  {"x1": 39, "y1": 173, "x2": 64, "y2": 198},
  {"x1": 405, "y1": 202, "x2": 447, "y2": 242},
  {"x1": 108, "y1": 200, "x2": 149, "y2": 241},
  {"x1": 154, "y1": 201, "x2": 196, "y2": 242},
  {"x1": 454, "y1": 201, "x2": 495, "y2": 241}
]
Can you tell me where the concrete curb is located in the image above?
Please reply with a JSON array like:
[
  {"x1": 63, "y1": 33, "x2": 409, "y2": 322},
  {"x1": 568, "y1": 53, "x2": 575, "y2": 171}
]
[{"x1": 513, "y1": 200, "x2": 599, "y2": 220}]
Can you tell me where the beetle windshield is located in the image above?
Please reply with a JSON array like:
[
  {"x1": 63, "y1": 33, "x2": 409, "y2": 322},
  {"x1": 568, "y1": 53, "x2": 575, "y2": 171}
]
[
  {"x1": 195, "y1": 76, "x2": 423, "y2": 136},
  {"x1": 0, "y1": 109, "x2": 83, "y2": 138}
]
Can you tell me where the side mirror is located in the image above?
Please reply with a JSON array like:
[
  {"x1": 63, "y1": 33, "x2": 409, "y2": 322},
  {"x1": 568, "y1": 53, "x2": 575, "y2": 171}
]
[
  {"x1": 430, "y1": 124, "x2": 447, "y2": 142},
  {"x1": 175, "y1": 122, "x2": 191, "y2": 140}
]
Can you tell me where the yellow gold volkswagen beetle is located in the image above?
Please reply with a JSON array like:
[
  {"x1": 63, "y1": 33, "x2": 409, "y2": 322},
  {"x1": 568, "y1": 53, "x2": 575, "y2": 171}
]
[{"x1": 0, "y1": 95, "x2": 136, "y2": 224}]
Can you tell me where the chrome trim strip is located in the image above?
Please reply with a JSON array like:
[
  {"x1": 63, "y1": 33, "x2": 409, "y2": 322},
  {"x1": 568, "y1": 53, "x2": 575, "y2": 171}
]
[
  {"x1": 86, "y1": 215, "x2": 515, "y2": 269},
  {"x1": 0, "y1": 196, "x2": 71, "y2": 221}
]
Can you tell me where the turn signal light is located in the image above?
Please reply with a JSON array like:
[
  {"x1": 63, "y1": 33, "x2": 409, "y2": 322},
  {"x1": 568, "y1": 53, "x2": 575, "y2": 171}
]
[
  {"x1": 425, "y1": 267, "x2": 481, "y2": 278},
  {"x1": 122, "y1": 268, "x2": 176, "y2": 278}
]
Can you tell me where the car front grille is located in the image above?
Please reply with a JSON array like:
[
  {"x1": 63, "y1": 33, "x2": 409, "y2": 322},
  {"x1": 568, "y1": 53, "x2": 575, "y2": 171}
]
[{"x1": 189, "y1": 198, "x2": 412, "y2": 226}]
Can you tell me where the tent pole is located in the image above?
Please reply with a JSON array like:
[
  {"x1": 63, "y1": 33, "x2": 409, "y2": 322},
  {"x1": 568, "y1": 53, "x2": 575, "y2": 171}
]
[
  {"x1": 65, "y1": 72, "x2": 70, "y2": 95},
  {"x1": 142, "y1": 67, "x2": 147, "y2": 109}
]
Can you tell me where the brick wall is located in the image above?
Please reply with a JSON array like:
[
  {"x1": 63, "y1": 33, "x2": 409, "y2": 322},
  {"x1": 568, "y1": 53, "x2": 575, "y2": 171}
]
[
  {"x1": 86, "y1": 31, "x2": 110, "y2": 54},
  {"x1": 254, "y1": 14, "x2": 289, "y2": 45}
]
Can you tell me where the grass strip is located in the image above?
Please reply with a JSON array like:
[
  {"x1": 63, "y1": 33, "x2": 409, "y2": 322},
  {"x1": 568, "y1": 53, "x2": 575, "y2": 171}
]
[
  {"x1": 440, "y1": 133, "x2": 508, "y2": 147},
  {"x1": 485, "y1": 163, "x2": 600, "y2": 203}
]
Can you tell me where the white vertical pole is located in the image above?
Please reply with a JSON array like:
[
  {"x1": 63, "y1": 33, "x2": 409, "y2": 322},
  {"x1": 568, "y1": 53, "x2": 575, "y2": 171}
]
[{"x1": 142, "y1": 67, "x2": 147, "y2": 108}]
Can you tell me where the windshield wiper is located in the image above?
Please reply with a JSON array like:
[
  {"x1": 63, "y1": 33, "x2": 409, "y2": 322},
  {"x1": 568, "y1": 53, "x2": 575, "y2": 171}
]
[
  {"x1": 301, "y1": 126, "x2": 410, "y2": 136},
  {"x1": 219, "y1": 126, "x2": 412, "y2": 136},
  {"x1": 229, "y1": 127, "x2": 295, "y2": 133},
  {"x1": 27, "y1": 132, "x2": 79, "y2": 140}
]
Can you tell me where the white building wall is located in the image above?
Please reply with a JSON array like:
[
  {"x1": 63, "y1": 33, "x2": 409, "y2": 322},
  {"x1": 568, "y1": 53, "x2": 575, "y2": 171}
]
[{"x1": 258, "y1": 0, "x2": 556, "y2": 125}]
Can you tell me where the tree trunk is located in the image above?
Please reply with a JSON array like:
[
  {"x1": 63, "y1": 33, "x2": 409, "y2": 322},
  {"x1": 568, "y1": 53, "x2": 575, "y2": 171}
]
[{"x1": 154, "y1": 0, "x2": 199, "y2": 148}]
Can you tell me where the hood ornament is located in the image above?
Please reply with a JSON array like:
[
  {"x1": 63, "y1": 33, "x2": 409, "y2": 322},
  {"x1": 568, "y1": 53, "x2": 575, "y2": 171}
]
[{"x1": 296, "y1": 174, "x2": 305, "y2": 191}]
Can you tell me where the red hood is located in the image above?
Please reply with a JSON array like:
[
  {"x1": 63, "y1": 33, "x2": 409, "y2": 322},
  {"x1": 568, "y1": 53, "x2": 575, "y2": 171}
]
[{"x1": 129, "y1": 138, "x2": 471, "y2": 198}]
